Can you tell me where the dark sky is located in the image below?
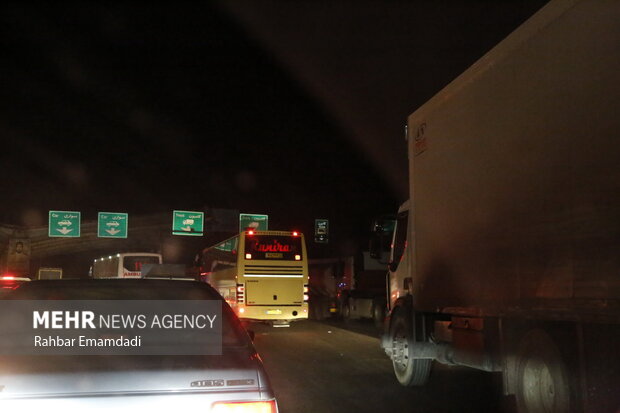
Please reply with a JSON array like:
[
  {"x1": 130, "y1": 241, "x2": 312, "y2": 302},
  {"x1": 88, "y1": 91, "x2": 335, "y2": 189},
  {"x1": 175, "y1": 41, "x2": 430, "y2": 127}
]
[{"x1": 0, "y1": 1, "x2": 548, "y2": 247}]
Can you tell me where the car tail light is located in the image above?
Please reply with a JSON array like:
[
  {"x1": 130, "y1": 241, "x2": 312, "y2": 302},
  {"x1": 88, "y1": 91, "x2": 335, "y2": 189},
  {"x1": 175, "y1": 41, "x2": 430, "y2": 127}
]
[
  {"x1": 1, "y1": 276, "x2": 15, "y2": 280},
  {"x1": 247, "y1": 230, "x2": 254, "y2": 236},
  {"x1": 211, "y1": 400, "x2": 276, "y2": 413},
  {"x1": 292, "y1": 231, "x2": 299, "y2": 236}
]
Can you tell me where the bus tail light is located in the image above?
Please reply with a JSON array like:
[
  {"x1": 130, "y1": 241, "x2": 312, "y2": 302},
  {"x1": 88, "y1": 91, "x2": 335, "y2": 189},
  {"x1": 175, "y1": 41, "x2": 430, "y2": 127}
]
[
  {"x1": 294, "y1": 254, "x2": 301, "y2": 261},
  {"x1": 245, "y1": 253, "x2": 252, "y2": 260},
  {"x1": 303, "y1": 284, "x2": 309, "y2": 302},
  {"x1": 292, "y1": 231, "x2": 299, "y2": 236},
  {"x1": 236, "y1": 283, "x2": 245, "y2": 304},
  {"x1": 212, "y1": 400, "x2": 276, "y2": 413},
  {"x1": 247, "y1": 230, "x2": 255, "y2": 236},
  {"x1": 238, "y1": 307, "x2": 245, "y2": 314}
]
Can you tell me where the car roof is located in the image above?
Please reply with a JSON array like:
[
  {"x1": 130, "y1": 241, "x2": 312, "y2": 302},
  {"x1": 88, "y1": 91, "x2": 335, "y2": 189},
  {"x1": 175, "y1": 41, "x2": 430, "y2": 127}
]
[{"x1": 9, "y1": 278, "x2": 223, "y2": 300}]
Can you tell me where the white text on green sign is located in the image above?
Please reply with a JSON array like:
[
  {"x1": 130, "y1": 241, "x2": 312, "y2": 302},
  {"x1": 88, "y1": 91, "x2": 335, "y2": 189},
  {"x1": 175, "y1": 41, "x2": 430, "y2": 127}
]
[
  {"x1": 98, "y1": 212, "x2": 128, "y2": 238},
  {"x1": 239, "y1": 213, "x2": 269, "y2": 231},
  {"x1": 315, "y1": 219, "x2": 329, "y2": 243},
  {"x1": 49, "y1": 211, "x2": 81, "y2": 238},
  {"x1": 173, "y1": 210, "x2": 204, "y2": 236}
]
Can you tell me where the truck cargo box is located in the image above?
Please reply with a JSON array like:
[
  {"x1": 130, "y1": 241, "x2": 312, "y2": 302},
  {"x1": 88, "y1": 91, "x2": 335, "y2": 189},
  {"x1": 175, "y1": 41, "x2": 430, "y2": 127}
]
[{"x1": 407, "y1": 0, "x2": 620, "y2": 321}]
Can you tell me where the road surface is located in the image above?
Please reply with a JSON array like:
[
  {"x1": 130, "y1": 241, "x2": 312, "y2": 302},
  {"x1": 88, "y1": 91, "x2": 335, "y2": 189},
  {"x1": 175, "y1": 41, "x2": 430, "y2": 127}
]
[{"x1": 250, "y1": 320, "x2": 510, "y2": 413}]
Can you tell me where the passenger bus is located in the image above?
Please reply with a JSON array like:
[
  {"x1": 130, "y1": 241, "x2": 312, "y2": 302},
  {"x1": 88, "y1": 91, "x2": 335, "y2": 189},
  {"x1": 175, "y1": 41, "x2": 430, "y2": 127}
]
[
  {"x1": 90, "y1": 252, "x2": 163, "y2": 278},
  {"x1": 196, "y1": 230, "x2": 309, "y2": 325}
]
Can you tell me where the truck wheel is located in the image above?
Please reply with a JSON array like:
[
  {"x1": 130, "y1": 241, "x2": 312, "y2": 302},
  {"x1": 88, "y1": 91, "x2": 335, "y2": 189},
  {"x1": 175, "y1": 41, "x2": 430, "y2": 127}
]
[
  {"x1": 390, "y1": 312, "x2": 432, "y2": 386},
  {"x1": 515, "y1": 329, "x2": 571, "y2": 413}
]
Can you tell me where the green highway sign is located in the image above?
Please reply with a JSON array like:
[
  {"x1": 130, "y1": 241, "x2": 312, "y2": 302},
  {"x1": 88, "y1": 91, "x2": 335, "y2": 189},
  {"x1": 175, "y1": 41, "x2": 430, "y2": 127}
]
[
  {"x1": 215, "y1": 238, "x2": 237, "y2": 252},
  {"x1": 98, "y1": 212, "x2": 128, "y2": 238},
  {"x1": 48, "y1": 211, "x2": 81, "y2": 238},
  {"x1": 172, "y1": 210, "x2": 204, "y2": 236},
  {"x1": 315, "y1": 219, "x2": 329, "y2": 243},
  {"x1": 239, "y1": 213, "x2": 269, "y2": 231}
]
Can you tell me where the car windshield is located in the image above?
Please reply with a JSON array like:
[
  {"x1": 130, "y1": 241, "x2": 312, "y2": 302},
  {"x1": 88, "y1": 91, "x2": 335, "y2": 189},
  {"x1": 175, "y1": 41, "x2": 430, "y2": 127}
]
[
  {"x1": 123, "y1": 256, "x2": 161, "y2": 272},
  {"x1": 3, "y1": 2, "x2": 619, "y2": 412},
  {"x1": 244, "y1": 234, "x2": 303, "y2": 260}
]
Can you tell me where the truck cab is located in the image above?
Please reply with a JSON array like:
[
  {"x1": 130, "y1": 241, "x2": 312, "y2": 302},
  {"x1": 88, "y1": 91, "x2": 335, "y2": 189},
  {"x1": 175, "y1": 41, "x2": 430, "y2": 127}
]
[{"x1": 385, "y1": 202, "x2": 410, "y2": 314}]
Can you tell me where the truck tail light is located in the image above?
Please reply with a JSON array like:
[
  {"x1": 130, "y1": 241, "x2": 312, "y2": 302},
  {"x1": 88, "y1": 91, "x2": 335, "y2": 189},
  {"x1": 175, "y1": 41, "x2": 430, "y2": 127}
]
[{"x1": 211, "y1": 400, "x2": 276, "y2": 413}]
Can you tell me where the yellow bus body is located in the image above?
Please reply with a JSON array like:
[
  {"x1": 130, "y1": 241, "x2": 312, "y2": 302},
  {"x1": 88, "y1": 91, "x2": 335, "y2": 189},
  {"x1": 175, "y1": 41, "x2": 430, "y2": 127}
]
[{"x1": 199, "y1": 231, "x2": 309, "y2": 323}]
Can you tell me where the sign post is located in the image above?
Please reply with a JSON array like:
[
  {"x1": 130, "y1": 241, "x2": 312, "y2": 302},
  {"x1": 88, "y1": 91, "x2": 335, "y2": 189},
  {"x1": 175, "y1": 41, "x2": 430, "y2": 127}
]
[
  {"x1": 48, "y1": 211, "x2": 81, "y2": 238},
  {"x1": 239, "y1": 213, "x2": 269, "y2": 231},
  {"x1": 98, "y1": 212, "x2": 128, "y2": 238},
  {"x1": 172, "y1": 210, "x2": 204, "y2": 236}
]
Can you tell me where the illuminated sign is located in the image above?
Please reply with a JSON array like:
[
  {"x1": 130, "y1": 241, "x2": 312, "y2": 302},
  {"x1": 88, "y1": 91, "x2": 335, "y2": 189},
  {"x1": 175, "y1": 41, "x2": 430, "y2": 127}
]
[
  {"x1": 245, "y1": 235, "x2": 301, "y2": 260},
  {"x1": 254, "y1": 240, "x2": 292, "y2": 253},
  {"x1": 172, "y1": 210, "x2": 204, "y2": 236},
  {"x1": 98, "y1": 212, "x2": 128, "y2": 238},
  {"x1": 239, "y1": 213, "x2": 268, "y2": 231},
  {"x1": 315, "y1": 219, "x2": 329, "y2": 243},
  {"x1": 48, "y1": 211, "x2": 81, "y2": 238}
]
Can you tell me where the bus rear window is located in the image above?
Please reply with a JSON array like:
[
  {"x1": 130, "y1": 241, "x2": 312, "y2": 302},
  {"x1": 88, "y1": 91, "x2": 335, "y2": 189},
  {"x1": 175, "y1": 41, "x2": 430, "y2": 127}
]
[
  {"x1": 245, "y1": 235, "x2": 302, "y2": 260},
  {"x1": 123, "y1": 256, "x2": 161, "y2": 272}
]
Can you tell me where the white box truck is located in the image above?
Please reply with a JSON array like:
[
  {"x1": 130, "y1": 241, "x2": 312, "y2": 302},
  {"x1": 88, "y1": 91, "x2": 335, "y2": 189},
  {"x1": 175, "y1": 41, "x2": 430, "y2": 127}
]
[
  {"x1": 379, "y1": 1, "x2": 620, "y2": 412},
  {"x1": 90, "y1": 252, "x2": 162, "y2": 278}
]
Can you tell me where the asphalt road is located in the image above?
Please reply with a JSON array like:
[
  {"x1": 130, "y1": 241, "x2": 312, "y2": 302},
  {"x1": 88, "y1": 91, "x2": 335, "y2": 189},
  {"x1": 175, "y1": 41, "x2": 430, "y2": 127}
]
[{"x1": 250, "y1": 319, "x2": 510, "y2": 413}]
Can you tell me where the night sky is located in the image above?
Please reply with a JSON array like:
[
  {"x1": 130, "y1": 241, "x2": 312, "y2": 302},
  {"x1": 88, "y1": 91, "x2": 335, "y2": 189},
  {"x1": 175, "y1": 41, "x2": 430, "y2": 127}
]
[{"x1": 0, "y1": 1, "x2": 548, "y2": 251}]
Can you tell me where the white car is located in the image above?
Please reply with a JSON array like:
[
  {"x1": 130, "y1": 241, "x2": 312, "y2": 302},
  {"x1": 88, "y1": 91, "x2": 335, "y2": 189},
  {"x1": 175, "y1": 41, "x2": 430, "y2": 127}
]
[{"x1": 0, "y1": 279, "x2": 278, "y2": 413}]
